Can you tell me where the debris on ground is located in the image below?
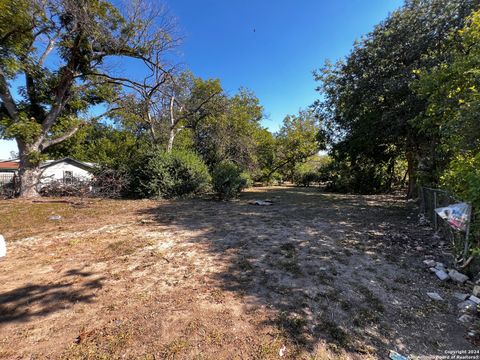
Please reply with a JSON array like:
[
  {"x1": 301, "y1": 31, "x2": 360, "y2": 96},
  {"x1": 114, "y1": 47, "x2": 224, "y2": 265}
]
[
  {"x1": 458, "y1": 300, "x2": 477, "y2": 314},
  {"x1": 459, "y1": 315, "x2": 474, "y2": 324},
  {"x1": 423, "y1": 259, "x2": 436, "y2": 267},
  {"x1": 469, "y1": 295, "x2": 480, "y2": 305},
  {"x1": 427, "y1": 292, "x2": 444, "y2": 301},
  {"x1": 249, "y1": 200, "x2": 273, "y2": 206},
  {"x1": 48, "y1": 215, "x2": 63, "y2": 221},
  {"x1": 449, "y1": 270, "x2": 469, "y2": 284},
  {"x1": 454, "y1": 292, "x2": 470, "y2": 301},
  {"x1": 279, "y1": 344, "x2": 287, "y2": 357},
  {"x1": 389, "y1": 350, "x2": 410, "y2": 360},
  {"x1": 435, "y1": 269, "x2": 450, "y2": 281}
]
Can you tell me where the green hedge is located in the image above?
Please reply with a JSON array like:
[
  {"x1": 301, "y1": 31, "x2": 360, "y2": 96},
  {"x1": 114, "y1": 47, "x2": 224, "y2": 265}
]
[{"x1": 131, "y1": 150, "x2": 211, "y2": 199}]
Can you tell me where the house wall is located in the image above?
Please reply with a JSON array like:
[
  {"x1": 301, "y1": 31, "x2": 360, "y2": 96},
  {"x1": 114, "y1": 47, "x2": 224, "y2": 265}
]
[{"x1": 40, "y1": 162, "x2": 93, "y2": 184}]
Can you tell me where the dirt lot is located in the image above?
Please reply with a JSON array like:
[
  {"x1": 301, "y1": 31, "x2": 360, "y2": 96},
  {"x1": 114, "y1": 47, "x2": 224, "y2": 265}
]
[{"x1": 0, "y1": 186, "x2": 476, "y2": 359}]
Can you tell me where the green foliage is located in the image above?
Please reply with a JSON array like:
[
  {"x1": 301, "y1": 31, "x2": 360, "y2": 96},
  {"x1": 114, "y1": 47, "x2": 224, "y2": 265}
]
[
  {"x1": 264, "y1": 110, "x2": 323, "y2": 181},
  {"x1": 192, "y1": 88, "x2": 266, "y2": 171},
  {"x1": 212, "y1": 161, "x2": 251, "y2": 200},
  {"x1": 314, "y1": 0, "x2": 479, "y2": 196},
  {"x1": 441, "y1": 152, "x2": 480, "y2": 207},
  {"x1": 46, "y1": 123, "x2": 141, "y2": 167},
  {"x1": 415, "y1": 9, "x2": 480, "y2": 159},
  {"x1": 1, "y1": 113, "x2": 42, "y2": 144},
  {"x1": 131, "y1": 149, "x2": 211, "y2": 199},
  {"x1": 293, "y1": 171, "x2": 319, "y2": 187},
  {"x1": 441, "y1": 152, "x2": 480, "y2": 254}
]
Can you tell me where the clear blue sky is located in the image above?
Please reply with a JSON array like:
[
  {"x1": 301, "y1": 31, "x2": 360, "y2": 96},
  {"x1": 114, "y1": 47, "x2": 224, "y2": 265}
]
[{"x1": 0, "y1": 0, "x2": 404, "y2": 159}]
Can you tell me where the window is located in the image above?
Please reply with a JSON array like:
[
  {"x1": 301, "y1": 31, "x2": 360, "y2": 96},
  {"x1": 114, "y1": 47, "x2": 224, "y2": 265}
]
[{"x1": 63, "y1": 171, "x2": 73, "y2": 184}]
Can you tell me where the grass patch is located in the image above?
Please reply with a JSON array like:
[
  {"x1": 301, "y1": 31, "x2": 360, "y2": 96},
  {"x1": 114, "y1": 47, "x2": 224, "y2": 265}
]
[
  {"x1": 160, "y1": 338, "x2": 190, "y2": 359},
  {"x1": 356, "y1": 285, "x2": 385, "y2": 313}
]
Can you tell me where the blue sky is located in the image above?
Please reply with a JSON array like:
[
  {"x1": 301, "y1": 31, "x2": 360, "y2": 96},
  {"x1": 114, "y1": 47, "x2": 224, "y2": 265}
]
[{"x1": 0, "y1": 0, "x2": 403, "y2": 159}]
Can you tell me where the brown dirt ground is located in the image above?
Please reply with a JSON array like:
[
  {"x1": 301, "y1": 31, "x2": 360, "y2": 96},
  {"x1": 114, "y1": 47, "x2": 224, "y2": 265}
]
[{"x1": 0, "y1": 186, "x2": 477, "y2": 359}]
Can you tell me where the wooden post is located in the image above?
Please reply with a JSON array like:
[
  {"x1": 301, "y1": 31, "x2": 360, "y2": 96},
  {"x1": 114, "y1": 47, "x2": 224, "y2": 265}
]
[{"x1": 433, "y1": 191, "x2": 438, "y2": 231}]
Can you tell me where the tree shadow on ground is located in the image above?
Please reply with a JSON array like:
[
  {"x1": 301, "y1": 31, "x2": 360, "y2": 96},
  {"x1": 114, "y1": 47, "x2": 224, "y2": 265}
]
[
  {"x1": 137, "y1": 186, "x2": 468, "y2": 357},
  {"x1": 0, "y1": 268, "x2": 105, "y2": 324}
]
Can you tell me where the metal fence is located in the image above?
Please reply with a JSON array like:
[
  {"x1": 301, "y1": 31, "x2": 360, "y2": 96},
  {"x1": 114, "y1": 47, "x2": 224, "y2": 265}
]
[
  {"x1": 0, "y1": 173, "x2": 18, "y2": 198},
  {"x1": 419, "y1": 186, "x2": 474, "y2": 268}
]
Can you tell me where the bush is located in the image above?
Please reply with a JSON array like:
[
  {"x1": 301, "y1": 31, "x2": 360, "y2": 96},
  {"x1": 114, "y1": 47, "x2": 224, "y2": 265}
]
[
  {"x1": 441, "y1": 152, "x2": 480, "y2": 249},
  {"x1": 212, "y1": 161, "x2": 251, "y2": 199},
  {"x1": 293, "y1": 171, "x2": 319, "y2": 187},
  {"x1": 131, "y1": 150, "x2": 211, "y2": 199}
]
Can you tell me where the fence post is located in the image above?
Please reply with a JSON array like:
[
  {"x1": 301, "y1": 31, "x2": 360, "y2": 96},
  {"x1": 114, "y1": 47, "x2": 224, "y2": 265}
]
[
  {"x1": 463, "y1": 203, "x2": 472, "y2": 261},
  {"x1": 433, "y1": 191, "x2": 438, "y2": 231}
]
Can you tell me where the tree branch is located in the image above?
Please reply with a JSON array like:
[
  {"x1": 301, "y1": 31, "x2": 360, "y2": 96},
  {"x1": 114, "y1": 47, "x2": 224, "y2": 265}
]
[
  {"x1": 0, "y1": 67, "x2": 19, "y2": 121},
  {"x1": 39, "y1": 36, "x2": 57, "y2": 67},
  {"x1": 40, "y1": 124, "x2": 83, "y2": 150}
]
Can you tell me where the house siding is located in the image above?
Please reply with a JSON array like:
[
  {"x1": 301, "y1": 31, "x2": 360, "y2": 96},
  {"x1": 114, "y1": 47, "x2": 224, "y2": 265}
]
[{"x1": 40, "y1": 162, "x2": 94, "y2": 184}]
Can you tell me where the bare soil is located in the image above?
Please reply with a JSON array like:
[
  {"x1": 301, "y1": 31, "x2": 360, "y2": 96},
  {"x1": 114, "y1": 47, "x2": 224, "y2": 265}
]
[{"x1": 0, "y1": 186, "x2": 476, "y2": 359}]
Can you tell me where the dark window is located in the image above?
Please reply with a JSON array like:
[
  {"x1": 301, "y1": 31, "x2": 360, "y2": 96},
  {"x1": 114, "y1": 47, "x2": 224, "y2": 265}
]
[{"x1": 63, "y1": 170, "x2": 73, "y2": 184}]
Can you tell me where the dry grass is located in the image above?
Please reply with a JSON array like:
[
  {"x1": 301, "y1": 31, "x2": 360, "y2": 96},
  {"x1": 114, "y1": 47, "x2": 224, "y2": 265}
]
[{"x1": 0, "y1": 186, "x2": 474, "y2": 359}]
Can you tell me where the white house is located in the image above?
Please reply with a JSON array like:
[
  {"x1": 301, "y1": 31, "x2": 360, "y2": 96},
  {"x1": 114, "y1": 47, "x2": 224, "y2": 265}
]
[
  {"x1": 0, "y1": 158, "x2": 96, "y2": 187},
  {"x1": 38, "y1": 158, "x2": 96, "y2": 185}
]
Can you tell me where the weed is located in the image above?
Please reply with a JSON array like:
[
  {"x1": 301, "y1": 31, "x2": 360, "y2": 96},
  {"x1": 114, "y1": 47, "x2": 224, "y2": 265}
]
[{"x1": 160, "y1": 338, "x2": 190, "y2": 359}]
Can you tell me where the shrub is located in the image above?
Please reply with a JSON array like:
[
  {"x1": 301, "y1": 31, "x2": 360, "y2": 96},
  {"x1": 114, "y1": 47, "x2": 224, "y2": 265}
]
[
  {"x1": 131, "y1": 150, "x2": 211, "y2": 199},
  {"x1": 441, "y1": 152, "x2": 480, "y2": 252},
  {"x1": 293, "y1": 171, "x2": 319, "y2": 187},
  {"x1": 212, "y1": 161, "x2": 251, "y2": 199}
]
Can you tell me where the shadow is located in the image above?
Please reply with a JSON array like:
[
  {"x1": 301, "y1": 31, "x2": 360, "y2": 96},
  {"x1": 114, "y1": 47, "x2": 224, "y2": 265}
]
[
  {"x1": 0, "y1": 268, "x2": 105, "y2": 324},
  {"x1": 137, "y1": 186, "x2": 468, "y2": 356}
]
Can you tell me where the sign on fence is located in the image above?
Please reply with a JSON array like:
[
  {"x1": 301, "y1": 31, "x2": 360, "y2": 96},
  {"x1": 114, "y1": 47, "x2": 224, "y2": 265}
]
[{"x1": 435, "y1": 202, "x2": 471, "y2": 232}]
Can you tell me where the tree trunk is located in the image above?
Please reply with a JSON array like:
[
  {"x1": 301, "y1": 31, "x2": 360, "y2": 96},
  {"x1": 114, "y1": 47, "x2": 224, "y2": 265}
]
[
  {"x1": 406, "y1": 150, "x2": 417, "y2": 199},
  {"x1": 18, "y1": 149, "x2": 42, "y2": 198},
  {"x1": 167, "y1": 127, "x2": 176, "y2": 153}
]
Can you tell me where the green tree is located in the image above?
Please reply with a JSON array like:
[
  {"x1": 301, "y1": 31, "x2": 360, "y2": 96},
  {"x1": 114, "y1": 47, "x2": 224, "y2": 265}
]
[
  {"x1": 192, "y1": 88, "x2": 266, "y2": 171},
  {"x1": 314, "y1": 0, "x2": 479, "y2": 197},
  {"x1": 46, "y1": 123, "x2": 141, "y2": 167},
  {"x1": 0, "y1": 0, "x2": 175, "y2": 197},
  {"x1": 266, "y1": 110, "x2": 324, "y2": 181},
  {"x1": 415, "y1": 9, "x2": 480, "y2": 159}
]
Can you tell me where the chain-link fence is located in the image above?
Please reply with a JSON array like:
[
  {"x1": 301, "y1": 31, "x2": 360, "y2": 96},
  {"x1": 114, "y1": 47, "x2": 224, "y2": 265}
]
[
  {"x1": 0, "y1": 173, "x2": 18, "y2": 198},
  {"x1": 419, "y1": 186, "x2": 474, "y2": 268}
]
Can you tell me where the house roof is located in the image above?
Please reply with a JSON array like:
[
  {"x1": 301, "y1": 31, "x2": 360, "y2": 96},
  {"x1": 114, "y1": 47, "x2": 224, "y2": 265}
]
[
  {"x1": 40, "y1": 158, "x2": 97, "y2": 171},
  {"x1": 0, "y1": 161, "x2": 19, "y2": 170}
]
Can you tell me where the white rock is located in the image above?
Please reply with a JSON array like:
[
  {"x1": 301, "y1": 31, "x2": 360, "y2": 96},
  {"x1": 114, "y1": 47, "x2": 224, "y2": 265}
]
[
  {"x1": 469, "y1": 295, "x2": 480, "y2": 304},
  {"x1": 459, "y1": 314, "x2": 474, "y2": 324},
  {"x1": 423, "y1": 259, "x2": 436, "y2": 267},
  {"x1": 0, "y1": 234, "x2": 5, "y2": 258},
  {"x1": 472, "y1": 285, "x2": 480, "y2": 297},
  {"x1": 427, "y1": 292, "x2": 443, "y2": 301},
  {"x1": 435, "y1": 262, "x2": 446, "y2": 270},
  {"x1": 435, "y1": 270, "x2": 450, "y2": 281},
  {"x1": 453, "y1": 292, "x2": 470, "y2": 301},
  {"x1": 448, "y1": 270, "x2": 469, "y2": 284}
]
